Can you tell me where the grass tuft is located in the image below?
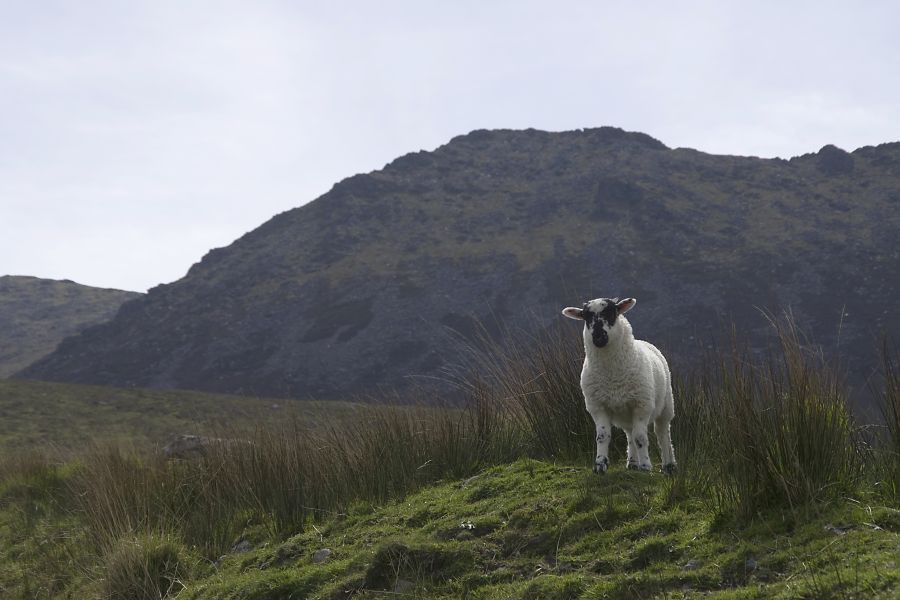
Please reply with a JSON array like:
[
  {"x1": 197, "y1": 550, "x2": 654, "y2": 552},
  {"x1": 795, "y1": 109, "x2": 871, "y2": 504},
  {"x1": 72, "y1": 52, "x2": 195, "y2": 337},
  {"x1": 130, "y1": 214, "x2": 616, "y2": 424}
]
[{"x1": 102, "y1": 533, "x2": 193, "y2": 600}]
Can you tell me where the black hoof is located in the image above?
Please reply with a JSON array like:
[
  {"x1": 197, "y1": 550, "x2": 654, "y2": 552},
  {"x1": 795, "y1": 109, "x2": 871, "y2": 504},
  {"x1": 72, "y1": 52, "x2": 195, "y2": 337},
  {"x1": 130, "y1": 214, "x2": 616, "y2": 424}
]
[
  {"x1": 662, "y1": 463, "x2": 677, "y2": 476},
  {"x1": 627, "y1": 462, "x2": 640, "y2": 471},
  {"x1": 593, "y1": 457, "x2": 609, "y2": 474},
  {"x1": 638, "y1": 464, "x2": 652, "y2": 472}
]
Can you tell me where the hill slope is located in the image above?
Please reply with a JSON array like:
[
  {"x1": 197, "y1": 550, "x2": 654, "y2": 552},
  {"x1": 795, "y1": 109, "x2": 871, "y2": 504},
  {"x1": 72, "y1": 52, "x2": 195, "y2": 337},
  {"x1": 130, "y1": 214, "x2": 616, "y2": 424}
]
[
  {"x1": 0, "y1": 378, "x2": 364, "y2": 451},
  {"x1": 4, "y1": 458, "x2": 896, "y2": 598},
  {"x1": 0, "y1": 276, "x2": 140, "y2": 377},
  {"x1": 17, "y1": 128, "x2": 900, "y2": 400},
  {"x1": 181, "y1": 459, "x2": 899, "y2": 599}
]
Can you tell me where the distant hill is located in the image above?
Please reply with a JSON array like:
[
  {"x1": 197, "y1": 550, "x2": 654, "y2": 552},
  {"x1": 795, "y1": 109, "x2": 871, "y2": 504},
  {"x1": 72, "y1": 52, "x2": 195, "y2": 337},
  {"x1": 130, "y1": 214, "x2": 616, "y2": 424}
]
[
  {"x1": 0, "y1": 276, "x2": 140, "y2": 377},
  {"x1": 17, "y1": 128, "x2": 900, "y2": 404}
]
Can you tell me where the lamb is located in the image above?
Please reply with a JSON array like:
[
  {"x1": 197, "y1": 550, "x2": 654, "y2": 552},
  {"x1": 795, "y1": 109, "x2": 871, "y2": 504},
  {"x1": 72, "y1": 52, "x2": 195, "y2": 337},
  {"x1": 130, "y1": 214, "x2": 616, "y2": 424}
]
[{"x1": 562, "y1": 297, "x2": 676, "y2": 475}]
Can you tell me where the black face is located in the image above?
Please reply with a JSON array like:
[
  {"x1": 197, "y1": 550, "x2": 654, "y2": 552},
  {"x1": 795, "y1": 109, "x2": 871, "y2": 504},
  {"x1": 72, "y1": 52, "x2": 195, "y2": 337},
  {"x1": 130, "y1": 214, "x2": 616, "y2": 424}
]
[{"x1": 582, "y1": 298, "x2": 619, "y2": 348}]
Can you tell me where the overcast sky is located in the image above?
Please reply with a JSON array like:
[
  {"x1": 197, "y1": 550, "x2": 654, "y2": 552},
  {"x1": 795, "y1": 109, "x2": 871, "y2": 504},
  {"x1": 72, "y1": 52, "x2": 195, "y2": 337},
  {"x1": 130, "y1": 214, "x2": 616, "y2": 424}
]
[{"x1": 2, "y1": 1, "x2": 898, "y2": 292}]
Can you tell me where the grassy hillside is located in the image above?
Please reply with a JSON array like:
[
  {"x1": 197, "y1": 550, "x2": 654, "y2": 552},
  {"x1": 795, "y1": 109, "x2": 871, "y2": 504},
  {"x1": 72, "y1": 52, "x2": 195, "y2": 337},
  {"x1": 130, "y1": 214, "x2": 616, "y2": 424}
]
[
  {"x1": 0, "y1": 275, "x2": 140, "y2": 377},
  {"x1": 184, "y1": 459, "x2": 900, "y2": 599},
  {"x1": 0, "y1": 378, "x2": 366, "y2": 451},
  {"x1": 2, "y1": 455, "x2": 897, "y2": 598},
  {"x1": 1, "y1": 324, "x2": 899, "y2": 597}
]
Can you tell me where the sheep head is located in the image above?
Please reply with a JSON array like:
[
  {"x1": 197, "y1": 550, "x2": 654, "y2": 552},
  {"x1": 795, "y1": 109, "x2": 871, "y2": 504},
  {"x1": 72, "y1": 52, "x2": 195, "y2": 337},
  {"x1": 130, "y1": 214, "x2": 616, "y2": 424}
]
[{"x1": 562, "y1": 297, "x2": 635, "y2": 348}]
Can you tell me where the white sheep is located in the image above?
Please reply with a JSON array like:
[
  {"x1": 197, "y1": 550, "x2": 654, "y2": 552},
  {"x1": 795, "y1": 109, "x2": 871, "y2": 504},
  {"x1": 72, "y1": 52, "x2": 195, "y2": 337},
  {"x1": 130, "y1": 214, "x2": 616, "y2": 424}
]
[{"x1": 562, "y1": 297, "x2": 676, "y2": 475}]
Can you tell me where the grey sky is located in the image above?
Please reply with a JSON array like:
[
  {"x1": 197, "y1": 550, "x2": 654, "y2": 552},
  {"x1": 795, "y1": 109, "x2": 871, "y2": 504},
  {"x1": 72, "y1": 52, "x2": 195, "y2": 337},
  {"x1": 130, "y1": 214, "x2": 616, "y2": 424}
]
[{"x1": 2, "y1": 1, "x2": 898, "y2": 292}]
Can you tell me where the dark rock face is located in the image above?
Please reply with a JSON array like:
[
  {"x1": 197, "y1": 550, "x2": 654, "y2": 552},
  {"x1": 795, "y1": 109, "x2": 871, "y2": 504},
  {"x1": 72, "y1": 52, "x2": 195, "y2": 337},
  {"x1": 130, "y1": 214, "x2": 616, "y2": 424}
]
[
  {"x1": 16, "y1": 128, "x2": 900, "y2": 408},
  {"x1": 816, "y1": 144, "x2": 855, "y2": 176},
  {"x1": 0, "y1": 276, "x2": 141, "y2": 377}
]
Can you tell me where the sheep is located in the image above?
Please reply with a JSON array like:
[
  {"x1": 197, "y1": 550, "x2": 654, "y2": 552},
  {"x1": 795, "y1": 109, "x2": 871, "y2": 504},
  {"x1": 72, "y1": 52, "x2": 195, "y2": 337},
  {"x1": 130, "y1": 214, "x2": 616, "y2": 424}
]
[{"x1": 562, "y1": 297, "x2": 676, "y2": 475}]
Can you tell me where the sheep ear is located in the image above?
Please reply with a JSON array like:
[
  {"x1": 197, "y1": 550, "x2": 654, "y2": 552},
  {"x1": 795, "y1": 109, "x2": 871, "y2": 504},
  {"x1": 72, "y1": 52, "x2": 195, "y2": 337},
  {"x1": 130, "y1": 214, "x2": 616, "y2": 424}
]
[
  {"x1": 616, "y1": 298, "x2": 636, "y2": 314},
  {"x1": 562, "y1": 307, "x2": 584, "y2": 320}
]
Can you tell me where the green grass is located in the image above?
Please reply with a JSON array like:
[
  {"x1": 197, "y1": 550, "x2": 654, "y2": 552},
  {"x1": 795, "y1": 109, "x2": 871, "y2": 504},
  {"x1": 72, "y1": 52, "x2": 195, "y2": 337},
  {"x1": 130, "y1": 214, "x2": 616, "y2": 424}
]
[
  {"x1": 0, "y1": 321, "x2": 898, "y2": 598},
  {"x1": 126, "y1": 460, "x2": 900, "y2": 598},
  {"x1": 0, "y1": 378, "x2": 366, "y2": 451},
  {"x1": 4, "y1": 457, "x2": 897, "y2": 599}
]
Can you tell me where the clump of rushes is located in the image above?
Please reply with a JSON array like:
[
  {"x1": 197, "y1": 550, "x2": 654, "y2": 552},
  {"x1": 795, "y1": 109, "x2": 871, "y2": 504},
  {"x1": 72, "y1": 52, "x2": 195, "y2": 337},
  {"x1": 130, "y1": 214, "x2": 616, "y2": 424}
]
[
  {"x1": 69, "y1": 389, "x2": 526, "y2": 559},
  {"x1": 102, "y1": 533, "x2": 195, "y2": 600},
  {"x1": 697, "y1": 317, "x2": 863, "y2": 519},
  {"x1": 450, "y1": 319, "x2": 605, "y2": 464}
]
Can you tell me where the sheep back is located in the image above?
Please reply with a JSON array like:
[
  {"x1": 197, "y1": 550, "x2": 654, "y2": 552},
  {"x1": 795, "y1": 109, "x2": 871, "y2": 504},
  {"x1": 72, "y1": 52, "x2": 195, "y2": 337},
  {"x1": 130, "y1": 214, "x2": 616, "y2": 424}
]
[{"x1": 581, "y1": 339, "x2": 672, "y2": 420}]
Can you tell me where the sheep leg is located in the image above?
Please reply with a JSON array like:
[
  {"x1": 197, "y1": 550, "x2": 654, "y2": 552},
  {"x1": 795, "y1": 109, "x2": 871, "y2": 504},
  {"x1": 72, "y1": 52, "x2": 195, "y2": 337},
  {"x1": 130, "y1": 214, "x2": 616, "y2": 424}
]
[
  {"x1": 592, "y1": 411, "x2": 612, "y2": 474},
  {"x1": 631, "y1": 422, "x2": 652, "y2": 471},
  {"x1": 625, "y1": 433, "x2": 640, "y2": 470},
  {"x1": 654, "y1": 416, "x2": 677, "y2": 475}
]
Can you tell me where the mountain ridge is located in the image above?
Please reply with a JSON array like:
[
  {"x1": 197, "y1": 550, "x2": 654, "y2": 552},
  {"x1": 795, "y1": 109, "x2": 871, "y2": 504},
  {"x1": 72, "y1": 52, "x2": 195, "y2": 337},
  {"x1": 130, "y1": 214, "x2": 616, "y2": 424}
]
[{"x1": 17, "y1": 127, "x2": 900, "y2": 405}]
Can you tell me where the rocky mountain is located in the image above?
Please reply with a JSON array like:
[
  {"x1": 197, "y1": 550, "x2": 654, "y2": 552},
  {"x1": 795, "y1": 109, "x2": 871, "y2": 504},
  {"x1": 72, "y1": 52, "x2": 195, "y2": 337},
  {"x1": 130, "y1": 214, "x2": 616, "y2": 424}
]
[
  {"x1": 0, "y1": 276, "x2": 140, "y2": 377},
  {"x1": 16, "y1": 128, "x2": 900, "y2": 404}
]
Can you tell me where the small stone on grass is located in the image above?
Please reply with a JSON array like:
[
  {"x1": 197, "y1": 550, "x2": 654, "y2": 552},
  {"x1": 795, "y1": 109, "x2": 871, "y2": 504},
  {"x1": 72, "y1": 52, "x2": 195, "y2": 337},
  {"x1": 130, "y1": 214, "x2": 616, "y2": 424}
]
[{"x1": 312, "y1": 548, "x2": 332, "y2": 563}]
